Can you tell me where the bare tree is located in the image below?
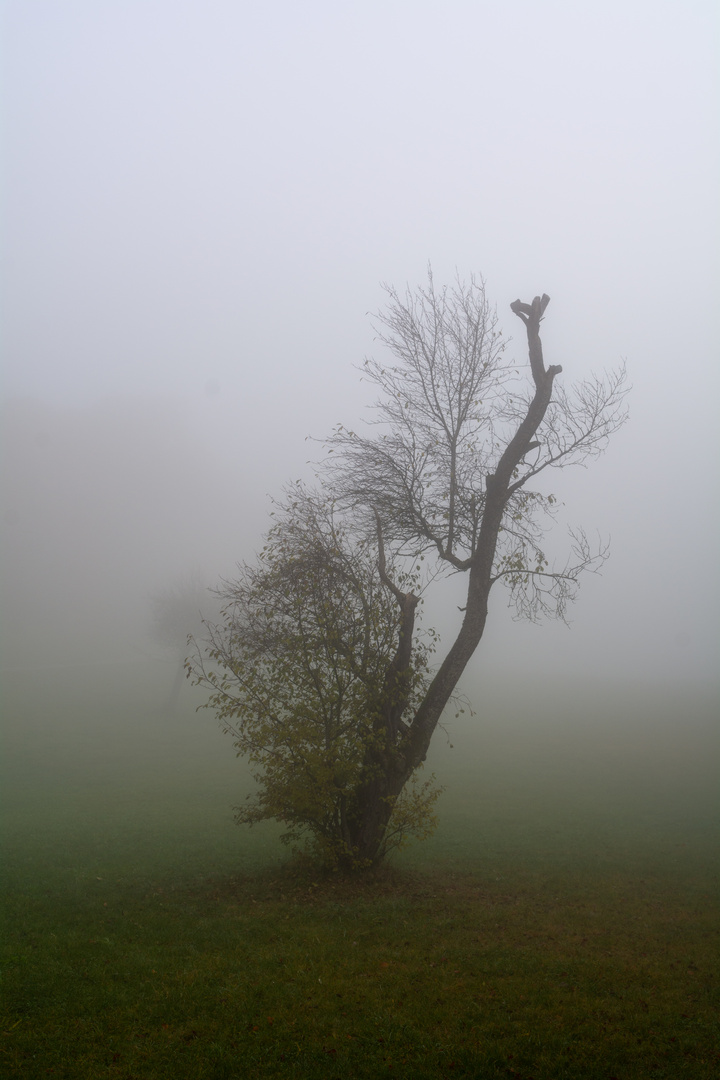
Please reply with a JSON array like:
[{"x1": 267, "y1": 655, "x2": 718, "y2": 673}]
[{"x1": 320, "y1": 272, "x2": 627, "y2": 861}]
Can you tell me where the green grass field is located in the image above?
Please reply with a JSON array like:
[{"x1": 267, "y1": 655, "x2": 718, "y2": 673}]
[{"x1": 1, "y1": 664, "x2": 718, "y2": 1078}]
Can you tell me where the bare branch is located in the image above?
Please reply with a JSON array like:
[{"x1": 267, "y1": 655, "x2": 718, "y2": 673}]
[
  {"x1": 324, "y1": 270, "x2": 507, "y2": 566},
  {"x1": 492, "y1": 527, "x2": 610, "y2": 624}
]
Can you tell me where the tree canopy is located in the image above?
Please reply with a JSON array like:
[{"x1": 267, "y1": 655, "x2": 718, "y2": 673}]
[{"x1": 189, "y1": 487, "x2": 442, "y2": 867}]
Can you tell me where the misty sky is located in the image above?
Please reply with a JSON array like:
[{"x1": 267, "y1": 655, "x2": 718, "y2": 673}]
[{"x1": 2, "y1": 1, "x2": 718, "y2": 691}]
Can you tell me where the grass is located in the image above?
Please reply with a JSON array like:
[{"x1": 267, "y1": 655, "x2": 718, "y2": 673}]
[{"x1": 1, "y1": 664, "x2": 718, "y2": 1078}]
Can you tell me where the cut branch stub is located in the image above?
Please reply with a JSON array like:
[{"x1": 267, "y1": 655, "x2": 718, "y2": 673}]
[
  {"x1": 510, "y1": 294, "x2": 550, "y2": 325},
  {"x1": 511, "y1": 294, "x2": 561, "y2": 388}
]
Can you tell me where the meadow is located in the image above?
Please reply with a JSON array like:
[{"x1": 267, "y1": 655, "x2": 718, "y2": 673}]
[{"x1": 1, "y1": 662, "x2": 718, "y2": 1079}]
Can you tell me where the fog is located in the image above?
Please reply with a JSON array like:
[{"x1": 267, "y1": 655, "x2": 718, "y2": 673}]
[{"x1": 2, "y1": 0, "x2": 718, "y2": 730}]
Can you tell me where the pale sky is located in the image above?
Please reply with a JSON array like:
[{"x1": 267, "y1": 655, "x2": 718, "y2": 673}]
[{"x1": 2, "y1": 0, "x2": 718, "y2": 690}]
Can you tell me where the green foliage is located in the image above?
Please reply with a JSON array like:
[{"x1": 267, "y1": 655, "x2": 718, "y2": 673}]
[{"x1": 188, "y1": 485, "x2": 440, "y2": 868}]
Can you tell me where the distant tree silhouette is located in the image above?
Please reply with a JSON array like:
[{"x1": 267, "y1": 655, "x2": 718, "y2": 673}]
[{"x1": 151, "y1": 572, "x2": 217, "y2": 713}]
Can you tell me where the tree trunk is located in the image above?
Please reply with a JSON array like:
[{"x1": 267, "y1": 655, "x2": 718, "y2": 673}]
[{"x1": 344, "y1": 754, "x2": 409, "y2": 866}]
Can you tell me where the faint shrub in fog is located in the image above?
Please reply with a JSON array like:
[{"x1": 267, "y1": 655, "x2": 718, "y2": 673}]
[{"x1": 151, "y1": 571, "x2": 219, "y2": 712}]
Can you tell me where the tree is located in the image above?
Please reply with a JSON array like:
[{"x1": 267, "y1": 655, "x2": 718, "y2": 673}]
[
  {"x1": 189, "y1": 486, "x2": 443, "y2": 868},
  {"x1": 189, "y1": 271, "x2": 628, "y2": 869}
]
